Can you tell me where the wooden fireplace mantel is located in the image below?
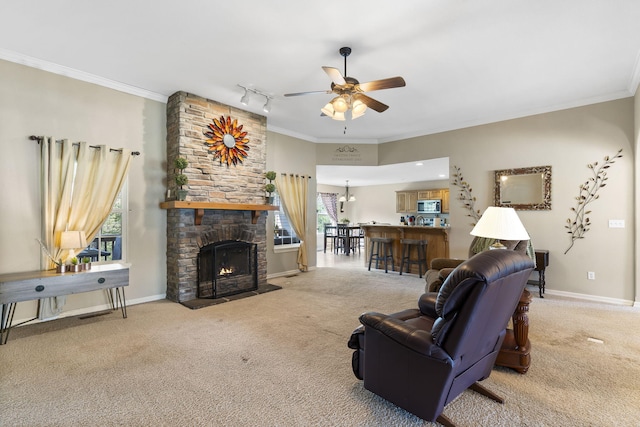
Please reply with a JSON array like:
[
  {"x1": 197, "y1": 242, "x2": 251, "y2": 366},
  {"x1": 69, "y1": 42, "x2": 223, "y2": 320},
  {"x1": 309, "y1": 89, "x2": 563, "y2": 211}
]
[{"x1": 160, "y1": 201, "x2": 278, "y2": 225}]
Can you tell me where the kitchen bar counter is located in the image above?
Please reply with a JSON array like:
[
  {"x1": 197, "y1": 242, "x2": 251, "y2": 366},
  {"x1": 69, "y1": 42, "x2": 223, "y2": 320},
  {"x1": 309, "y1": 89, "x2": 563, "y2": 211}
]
[{"x1": 359, "y1": 224, "x2": 450, "y2": 273}]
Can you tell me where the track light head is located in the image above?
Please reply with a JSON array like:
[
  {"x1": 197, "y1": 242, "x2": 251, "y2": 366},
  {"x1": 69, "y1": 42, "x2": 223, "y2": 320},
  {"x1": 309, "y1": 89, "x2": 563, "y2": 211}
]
[
  {"x1": 240, "y1": 88, "x2": 250, "y2": 105},
  {"x1": 263, "y1": 97, "x2": 271, "y2": 113}
]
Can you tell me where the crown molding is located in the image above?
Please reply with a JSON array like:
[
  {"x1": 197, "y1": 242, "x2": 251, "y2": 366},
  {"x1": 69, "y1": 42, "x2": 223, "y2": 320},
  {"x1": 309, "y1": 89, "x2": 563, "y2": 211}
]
[{"x1": 0, "y1": 48, "x2": 168, "y2": 103}]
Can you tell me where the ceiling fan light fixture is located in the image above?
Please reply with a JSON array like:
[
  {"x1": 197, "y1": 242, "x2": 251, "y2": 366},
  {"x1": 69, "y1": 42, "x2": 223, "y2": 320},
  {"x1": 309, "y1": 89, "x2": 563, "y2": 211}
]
[
  {"x1": 321, "y1": 102, "x2": 335, "y2": 116},
  {"x1": 352, "y1": 99, "x2": 366, "y2": 113},
  {"x1": 332, "y1": 96, "x2": 349, "y2": 113},
  {"x1": 332, "y1": 111, "x2": 346, "y2": 121},
  {"x1": 351, "y1": 99, "x2": 367, "y2": 119}
]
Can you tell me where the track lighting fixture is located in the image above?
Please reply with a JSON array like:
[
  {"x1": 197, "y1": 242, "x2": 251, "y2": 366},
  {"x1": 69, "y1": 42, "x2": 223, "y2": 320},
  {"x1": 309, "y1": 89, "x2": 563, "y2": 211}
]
[
  {"x1": 237, "y1": 84, "x2": 273, "y2": 114},
  {"x1": 240, "y1": 88, "x2": 250, "y2": 105}
]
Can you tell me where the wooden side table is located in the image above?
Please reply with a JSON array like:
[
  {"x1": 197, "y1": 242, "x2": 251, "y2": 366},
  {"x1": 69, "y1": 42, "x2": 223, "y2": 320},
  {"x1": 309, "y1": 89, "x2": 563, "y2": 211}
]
[
  {"x1": 496, "y1": 289, "x2": 532, "y2": 374},
  {"x1": 529, "y1": 249, "x2": 549, "y2": 298}
]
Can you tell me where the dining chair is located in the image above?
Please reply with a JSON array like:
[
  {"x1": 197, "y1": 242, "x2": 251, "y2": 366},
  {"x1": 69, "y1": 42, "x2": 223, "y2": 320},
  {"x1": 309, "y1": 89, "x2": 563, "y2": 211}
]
[{"x1": 323, "y1": 225, "x2": 338, "y2": 253}]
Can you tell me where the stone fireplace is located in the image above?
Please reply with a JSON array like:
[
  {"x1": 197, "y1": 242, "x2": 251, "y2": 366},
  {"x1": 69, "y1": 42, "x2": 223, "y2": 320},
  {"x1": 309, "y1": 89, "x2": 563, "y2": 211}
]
[
  {"x1": 163, "y1": 91, "x2": 271, "y2": 303},
  {"x1": 197, "y1": 230, "x2": 258, "y2": 299}
]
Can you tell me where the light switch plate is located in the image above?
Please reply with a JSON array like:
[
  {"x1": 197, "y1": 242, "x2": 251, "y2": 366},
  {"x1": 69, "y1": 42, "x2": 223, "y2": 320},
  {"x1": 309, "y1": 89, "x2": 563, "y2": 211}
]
[{"x1": 608, "y1": 219, "x2": 625, "y2": 228}]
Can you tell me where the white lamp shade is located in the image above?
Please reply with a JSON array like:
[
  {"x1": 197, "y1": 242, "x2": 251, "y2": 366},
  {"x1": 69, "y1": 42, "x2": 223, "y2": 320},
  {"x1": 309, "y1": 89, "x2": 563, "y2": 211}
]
[
  {"x1": 60, "y1": 230, "x2": 88, "y2": 249},
  {"x1": 338, "y1": 195, "x2": 347, "y2": 202},
  {"x1": 470, "y1": 207, "x2": 530, "y2": 241}
]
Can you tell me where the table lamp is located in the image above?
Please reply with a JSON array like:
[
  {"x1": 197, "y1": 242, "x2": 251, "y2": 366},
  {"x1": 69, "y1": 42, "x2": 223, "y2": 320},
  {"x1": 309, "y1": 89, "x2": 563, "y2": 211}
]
[
  {"x1": 470, "y1": 207, "x2": 529, "y2": 249},
  {"x1": 60, "y1": 230, "x2": 88, "y2": 262}
]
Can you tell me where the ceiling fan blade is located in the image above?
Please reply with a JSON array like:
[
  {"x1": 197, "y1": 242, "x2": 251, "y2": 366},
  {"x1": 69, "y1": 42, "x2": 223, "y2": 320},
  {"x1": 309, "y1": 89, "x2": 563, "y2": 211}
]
[
  {"x1": 284, "y1": 90, "x2": 331, "y2": 97},
  {"x1": 354, "y1": 93, "x2": 389, "y2": 113},
  {"x1": 357, "y1": 76, "x2": 406, "y2": 92},
  {"x1": 322, "y1": 66, "x2": 346, "y2": 85}
]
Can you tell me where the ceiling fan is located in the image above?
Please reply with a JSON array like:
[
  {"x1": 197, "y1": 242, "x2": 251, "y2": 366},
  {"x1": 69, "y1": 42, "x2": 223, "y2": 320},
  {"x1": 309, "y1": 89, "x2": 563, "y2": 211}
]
[{"x1": 284, "y1": 47, "x2": 406, "y2": 121}]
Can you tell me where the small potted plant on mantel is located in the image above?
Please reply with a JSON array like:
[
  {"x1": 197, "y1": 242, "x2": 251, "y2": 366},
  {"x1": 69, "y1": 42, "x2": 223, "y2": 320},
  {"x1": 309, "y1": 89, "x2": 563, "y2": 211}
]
[
  {"x1": 175, "y1": 157, "x2": 189, "y2": 201},
  {"x1": 265, "y1": 170, "x2": 276, "y2": 204}
]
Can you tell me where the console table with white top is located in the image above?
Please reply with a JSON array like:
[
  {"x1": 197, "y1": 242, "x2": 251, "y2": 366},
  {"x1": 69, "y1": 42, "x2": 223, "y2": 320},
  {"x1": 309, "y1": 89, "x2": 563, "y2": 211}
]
[{"x1": 0, "y1": 263, "x2": 129, "y2": 345}]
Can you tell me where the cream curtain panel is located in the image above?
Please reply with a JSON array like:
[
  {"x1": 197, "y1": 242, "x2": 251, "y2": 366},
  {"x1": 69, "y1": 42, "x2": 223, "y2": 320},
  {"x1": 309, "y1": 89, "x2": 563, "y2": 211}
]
[
  {"x1": 275, "y1": 174, "x2": 309, "y2": 271},
  {"x1": 39, "y1": 137, "x2": 133, "y2": 318}
]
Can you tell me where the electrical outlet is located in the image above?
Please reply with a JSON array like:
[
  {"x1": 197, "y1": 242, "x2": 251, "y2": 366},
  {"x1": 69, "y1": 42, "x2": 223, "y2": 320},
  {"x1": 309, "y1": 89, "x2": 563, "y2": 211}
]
[
  {"x1": 588, "y1": 271, "x2": 595, "y2": 280},
  {"x1": 609, "y1": 219, "x2": 625, "y2": 228}
]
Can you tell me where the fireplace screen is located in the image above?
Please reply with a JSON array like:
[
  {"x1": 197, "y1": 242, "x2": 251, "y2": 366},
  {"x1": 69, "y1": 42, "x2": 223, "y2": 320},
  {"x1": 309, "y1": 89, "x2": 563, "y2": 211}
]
[{"x1": 197, "y1": 240, "x2": 258, "y2": 299}]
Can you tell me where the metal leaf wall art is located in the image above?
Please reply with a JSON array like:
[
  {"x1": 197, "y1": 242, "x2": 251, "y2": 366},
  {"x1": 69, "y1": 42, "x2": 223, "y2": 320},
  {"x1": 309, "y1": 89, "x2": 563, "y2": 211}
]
[
  {"x1": 564, "y1": 148, "x2": 622, "y2": 254},
  {"x1": 451, "y1": 165, "x2": 482, "y2": 226}
]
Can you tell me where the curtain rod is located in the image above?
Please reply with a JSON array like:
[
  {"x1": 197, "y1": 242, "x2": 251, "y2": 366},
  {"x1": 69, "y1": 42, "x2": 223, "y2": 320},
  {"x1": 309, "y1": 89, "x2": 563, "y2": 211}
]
[
  {"x1": 280, "y1": 173, "x2": 313, "y2": 179},
  {"x1": 29, "y1": 135, "x2": 140, "y2": 156}
]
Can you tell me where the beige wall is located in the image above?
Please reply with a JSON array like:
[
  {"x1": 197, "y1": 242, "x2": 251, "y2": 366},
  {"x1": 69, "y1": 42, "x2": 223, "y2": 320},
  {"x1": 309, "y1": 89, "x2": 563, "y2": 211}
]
[
  {"x1": 379, "y1": 99, "x2": 635, "y2": 303},
  {"x1": 2, "y1": 58, "x2": 637, "y2": 324},
  {"x1": 0, "y1": 59, "x2": 168, "y2": 321},
  {"x1": 265, "y1": 131, "x2": 318, "y2": 275}
]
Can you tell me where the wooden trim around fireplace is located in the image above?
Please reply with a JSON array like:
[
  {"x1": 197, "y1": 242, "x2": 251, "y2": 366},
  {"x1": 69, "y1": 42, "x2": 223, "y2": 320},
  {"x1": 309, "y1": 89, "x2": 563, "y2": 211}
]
[{"x1": 160, "y1": 201, "x2": 278, "y2": 225}]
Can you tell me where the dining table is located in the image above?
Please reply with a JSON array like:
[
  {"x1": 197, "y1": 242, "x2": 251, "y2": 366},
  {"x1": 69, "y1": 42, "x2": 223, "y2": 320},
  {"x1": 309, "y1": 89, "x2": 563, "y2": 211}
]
[{"x1": 336, "y1": 224, "x2": 362, "y2": 256}]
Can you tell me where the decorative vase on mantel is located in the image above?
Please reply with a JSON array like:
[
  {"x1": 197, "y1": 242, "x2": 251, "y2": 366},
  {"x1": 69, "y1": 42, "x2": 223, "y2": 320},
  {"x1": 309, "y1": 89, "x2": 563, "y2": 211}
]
[{"x1": 177, "y1": 189, "x2": 188, "y2": 201}]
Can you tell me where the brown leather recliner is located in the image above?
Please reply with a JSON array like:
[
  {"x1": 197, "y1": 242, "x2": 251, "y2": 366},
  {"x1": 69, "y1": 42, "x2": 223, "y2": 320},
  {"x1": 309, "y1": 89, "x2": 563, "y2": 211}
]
[
  {"x1": 348, "y1": 250, "x2": 534, "y2": 426},
  {"x1": 424, "y1": 236, "x2": 532, "y2": 293}
]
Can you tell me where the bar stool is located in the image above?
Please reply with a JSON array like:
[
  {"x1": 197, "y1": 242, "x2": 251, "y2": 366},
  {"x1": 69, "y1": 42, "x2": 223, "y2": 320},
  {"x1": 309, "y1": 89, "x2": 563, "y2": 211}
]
[
  {"x1": 368, "y1": 237, "x2": 395, "y2": 273},
  {"x1": 399, "y1": 239, "x2": 428, "y2": 278}
]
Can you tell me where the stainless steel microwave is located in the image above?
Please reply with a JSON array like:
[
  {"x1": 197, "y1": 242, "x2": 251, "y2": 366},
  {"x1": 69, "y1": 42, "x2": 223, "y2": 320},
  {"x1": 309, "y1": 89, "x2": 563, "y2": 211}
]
[{"x1": 417, "y1": 199, "x2": 441, "y2": 214}]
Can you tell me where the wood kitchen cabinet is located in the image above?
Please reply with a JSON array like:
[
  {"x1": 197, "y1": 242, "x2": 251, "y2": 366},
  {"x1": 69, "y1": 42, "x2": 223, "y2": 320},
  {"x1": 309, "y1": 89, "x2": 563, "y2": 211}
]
[
  {"x1": 396, "y1": 191, "x2": 417, "y2": 213},
  {"x1": 441, "y1": 189, "x2": 450, "y2": 213},
  {"x1": 398, "y1": 189, "x2": 450, "y2": 213},
  {"x1": 417, "y1": 189, "x2": 441, "y2": 200}
]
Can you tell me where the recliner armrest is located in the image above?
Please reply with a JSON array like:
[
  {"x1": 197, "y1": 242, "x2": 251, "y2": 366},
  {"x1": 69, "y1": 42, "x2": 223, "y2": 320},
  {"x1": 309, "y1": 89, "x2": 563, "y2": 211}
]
[
  {"x1": 438, "y1": 267, "x2": 456, "y2": 281},
  {"x1": 430, "y1": 258, "x2": 465, "y2": 270},
  {"x1": 359, "y1": 312, "x2": 451, "y2": 361},
  {"x1": 418, "y1": 292, "x2": 438, "y2": 318}
]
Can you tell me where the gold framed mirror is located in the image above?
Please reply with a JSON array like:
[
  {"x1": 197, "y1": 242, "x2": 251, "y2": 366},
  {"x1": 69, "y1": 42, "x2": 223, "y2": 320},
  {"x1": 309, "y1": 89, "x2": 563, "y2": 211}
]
[{"x1": 494, "y1": 165, "x2": 552, "y2": 210}]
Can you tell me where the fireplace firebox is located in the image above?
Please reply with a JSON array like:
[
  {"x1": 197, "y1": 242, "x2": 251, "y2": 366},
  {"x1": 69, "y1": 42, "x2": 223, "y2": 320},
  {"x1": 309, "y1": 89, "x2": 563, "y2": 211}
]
[{"x1": 197, "y1": 240, "x2": 258, "y2": 299}]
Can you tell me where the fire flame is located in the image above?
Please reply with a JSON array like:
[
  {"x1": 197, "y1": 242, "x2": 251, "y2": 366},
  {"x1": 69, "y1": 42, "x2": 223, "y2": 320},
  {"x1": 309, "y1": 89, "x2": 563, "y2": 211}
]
[{"x1": 219, "y1": 267, "x2": 234, "y2": 276}]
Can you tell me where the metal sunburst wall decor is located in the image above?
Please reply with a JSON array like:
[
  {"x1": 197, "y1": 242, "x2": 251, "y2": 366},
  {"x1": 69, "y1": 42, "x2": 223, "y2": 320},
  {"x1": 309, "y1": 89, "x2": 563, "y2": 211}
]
[{"x1": 203, "y1": 115, "x2": 250, "y2": 166}]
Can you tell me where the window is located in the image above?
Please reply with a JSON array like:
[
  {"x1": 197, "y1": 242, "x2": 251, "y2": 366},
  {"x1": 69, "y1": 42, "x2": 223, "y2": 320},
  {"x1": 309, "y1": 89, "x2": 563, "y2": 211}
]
[
  {"x1": 87, "y1": 184, "x2": 128, "y2": 263},
  {"x1": 273, "y1": 194, "x2": 300, "y2": 247},
  {"x1": 317, "y1": 193, "x2": 333, "y2": 232}
]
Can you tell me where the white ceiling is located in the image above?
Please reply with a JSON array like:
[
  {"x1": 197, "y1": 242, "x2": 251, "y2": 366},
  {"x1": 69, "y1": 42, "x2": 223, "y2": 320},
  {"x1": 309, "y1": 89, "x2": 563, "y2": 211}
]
[{"x1": 2, "y1": 1, "x2": 640, "y2": 185}]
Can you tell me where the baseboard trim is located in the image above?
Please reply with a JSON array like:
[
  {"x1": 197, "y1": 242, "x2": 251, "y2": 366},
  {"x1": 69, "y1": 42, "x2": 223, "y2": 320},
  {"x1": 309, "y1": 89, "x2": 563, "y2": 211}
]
[
  {"x1": 12, "y1": 293, "x2": 167, "y2": 327},
  {"x1": 267, "y1": 266, "x2": 315, "y2": 280},
  {"x1": 544, "y1": 289, "x2": 635, "y2": 306}
]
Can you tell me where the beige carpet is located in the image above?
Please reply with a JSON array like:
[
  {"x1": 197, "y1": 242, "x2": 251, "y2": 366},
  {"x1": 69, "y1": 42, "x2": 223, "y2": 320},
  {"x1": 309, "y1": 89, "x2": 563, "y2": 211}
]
[{"x1": 2, "y1": 261, "x2": 640, "y2": 426}]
